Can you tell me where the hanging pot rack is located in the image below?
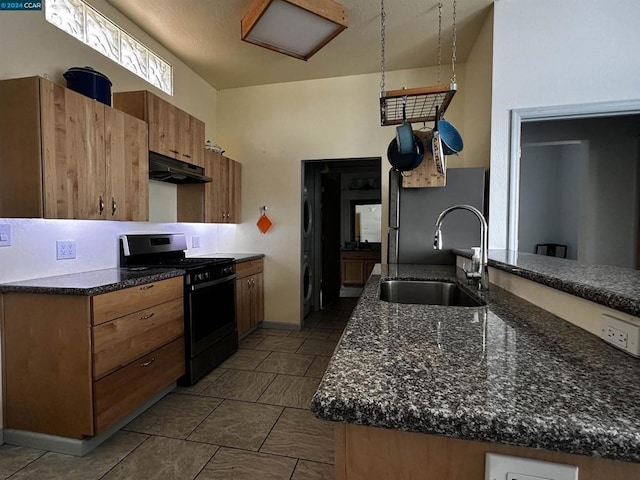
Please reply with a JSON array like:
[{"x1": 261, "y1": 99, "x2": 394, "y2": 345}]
[{"x1": 379, "y1": 0, "x2": 457, "y2": 126}]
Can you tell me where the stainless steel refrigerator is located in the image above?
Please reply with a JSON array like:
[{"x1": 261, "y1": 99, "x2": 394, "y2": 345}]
[{"x1": 388, "y1": 167, "x2": 487, "y2": 264}]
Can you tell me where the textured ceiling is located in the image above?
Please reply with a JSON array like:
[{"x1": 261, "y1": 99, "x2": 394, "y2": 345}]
[{"x1": 105, "y1": 0, "x2": 494, "y2": 90}]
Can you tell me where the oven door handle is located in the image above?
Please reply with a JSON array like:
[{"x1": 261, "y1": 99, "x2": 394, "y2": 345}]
[{"x1": 189, "y1": 274, "x2": 236, "y2": 291}]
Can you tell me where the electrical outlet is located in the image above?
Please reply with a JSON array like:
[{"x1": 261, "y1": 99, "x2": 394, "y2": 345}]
[
  {"x1": 0, "y1": 223, "x2": 11, "y2": 246},
  {"x1": 192, "y1": 235, "x2": 201, "y2": 248},
  {"x1": 600, "y1": 313, "x2": 640, "y2": 357},
  {"x1": 56, "y1": 240, "x2": 76, "y2": 260},
  {"x1": 485, "y1": 454, "x2": 578, "y2": 480}
]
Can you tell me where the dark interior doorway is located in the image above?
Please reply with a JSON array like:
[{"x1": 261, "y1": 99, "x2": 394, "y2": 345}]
[{"x1": 301, "y1": 158, "x2": 382, "y2": 321}]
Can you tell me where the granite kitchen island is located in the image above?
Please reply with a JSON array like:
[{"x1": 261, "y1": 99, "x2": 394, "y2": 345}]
[{"x1": 312, "y1": 264, "x2": 640, "y2": 479}]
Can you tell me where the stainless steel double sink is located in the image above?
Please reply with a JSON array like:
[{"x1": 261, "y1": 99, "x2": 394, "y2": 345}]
[{"x1": 379, "y1": 279, "x2": 486, "y2": 307}]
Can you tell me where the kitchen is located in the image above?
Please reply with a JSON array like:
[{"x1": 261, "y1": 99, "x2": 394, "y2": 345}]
[{"x1": 1, "y1": 0, "x2": 640, "y2": 479}]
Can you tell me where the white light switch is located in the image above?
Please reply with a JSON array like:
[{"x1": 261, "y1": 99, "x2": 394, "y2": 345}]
[
  {"x1": 0, "y1": 223, "x2": 11, "y2": 247},
  {"x1": 485, "y1": 453, "x2": 578, "y2": 480}
]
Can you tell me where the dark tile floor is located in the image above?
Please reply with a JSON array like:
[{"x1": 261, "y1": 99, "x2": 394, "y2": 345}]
[{"x1": 0, "y1": 297, "x2": 357, "y2": 480}]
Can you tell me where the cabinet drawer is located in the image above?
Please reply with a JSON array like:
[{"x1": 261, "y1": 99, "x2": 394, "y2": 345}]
[
  {"x1": 92, "y1": 277, "x2": 183, "y2": 325},
  {"x1": 236, "y1": 258, "x2": 264, "y2": 278},
  {"x1": 93, "y1": 337, "x2": 185, "y2": 434},
  {"x1": 92, "y1": 297, "x2": 184, "y2": 380}
]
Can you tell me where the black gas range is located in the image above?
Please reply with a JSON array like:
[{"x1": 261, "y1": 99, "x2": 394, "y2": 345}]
[{"x1": 120, "y1": 233, "x2": 238, "y2": 386}]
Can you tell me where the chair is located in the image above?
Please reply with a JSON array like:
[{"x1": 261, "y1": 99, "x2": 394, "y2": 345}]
[{"x1": 535, "y1": 243, "x2": 567, "y2": 258}]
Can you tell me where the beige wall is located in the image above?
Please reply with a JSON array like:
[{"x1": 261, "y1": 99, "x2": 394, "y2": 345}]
[
  {"x1": 217, "y1": 65, "x2": 468, "y2": 326},
  {"x1": 462, "y1": 8, "x2": 493, "y2": 168}
]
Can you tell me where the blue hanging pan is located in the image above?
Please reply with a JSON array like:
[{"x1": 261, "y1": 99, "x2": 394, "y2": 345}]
[{"x1": 437, "y1": 119, "x2": 463, "y2": 155}]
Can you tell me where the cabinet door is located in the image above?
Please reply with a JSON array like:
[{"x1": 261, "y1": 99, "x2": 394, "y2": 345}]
[
  {"x1": 0, "y1": 76, "x2": 44, "y2": 217},
  {"x1": 251, "y1": 272, "x2": 264, "y2": 327},
  {"x1": 146, "y1": 91, "x2": 178, "y2": 159},
  {"x1": 228, "y1": 158, "x2": 242, "y2": 223},
  {"x1": 342, "y1": 259, "x2": 364, "y2": 285},
  {"x1": 205, "y1": 151, "x2": 229, "y2": 223},
  {"x1": 181, "y1": 113, "x2": 204, "y2": 167},
  {"x1": 236, "y1": 276, "x2": 252, "y2": 335},
  {"x1": 40, "y1": 79, "x2": 106, "y2": 219},
  {"x1": 105, "y1": 107, "x2": 149, "y2": 221}
]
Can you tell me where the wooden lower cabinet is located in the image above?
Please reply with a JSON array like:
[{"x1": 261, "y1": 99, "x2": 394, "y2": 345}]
[
  {"x1": 1, "y1": 277, "x2": 184, "y2": 439},
  {"x1": 341, "y1": 250, "x2": 381, "y2": 286},
  {"x1": 235, "y1": 258, "x2": 264, "y2": 336},
  {"x1": 335, "y1": 423, "x2": 640, "y2": 480}
]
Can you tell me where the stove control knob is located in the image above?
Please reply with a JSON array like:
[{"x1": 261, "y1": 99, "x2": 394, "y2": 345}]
[{"x1": 204, "y1": 272, "x2": 211, "y2": 280}]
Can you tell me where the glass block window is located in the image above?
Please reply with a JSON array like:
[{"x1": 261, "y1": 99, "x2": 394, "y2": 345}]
[{"x1": 45, "y1": 0, "x2": 173, "y2": 95}]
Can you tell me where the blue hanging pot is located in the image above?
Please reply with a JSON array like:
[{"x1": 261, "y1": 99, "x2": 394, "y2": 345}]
[{"x1": 436, "y1": 119, "x2": 463, "y2": 155}]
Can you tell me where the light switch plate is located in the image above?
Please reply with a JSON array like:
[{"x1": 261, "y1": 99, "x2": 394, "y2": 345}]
[
  {"x1": 0, "y1": 223, "x2": 11, "y2": 247},
  {"x1": 192, "y1": 235, "x2": 201, "y2": 248},
  {"x1": 485, "y1": 453, "x2": 578, "y2": 480}
]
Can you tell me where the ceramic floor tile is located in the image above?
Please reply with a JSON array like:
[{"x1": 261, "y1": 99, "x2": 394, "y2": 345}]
[
  {"x1": 257, "y1": 328, "x2": 293, "y2": 337},
  {"x1": 8, "y1": 431, "x2": 147, "y2": 480},
  {"x1": 305, "y1": 356, "x2": 331, "y2": 378},
  {"x1": 196, "y1": 447, "x2": 296, "y2": 480},
  {"x1": 254, "y1": 336, "x2": 305, "y2": 353},
  {"x1": 257, "y1": 374, "x2": 320, "y2": 409},
  {"x1": 0, "y1": 444, "x2": 45, "y2": 479},
  {"x1": 219, "y1": 349, "x2": 270, "y2": 370},
  {"x1": 296, "y1": 338, "x2": 339, "y2": 356},
  {"x1": 261, "y1": 408, "x2": 334, "y2": 464},
  {"x1": 124, "y1": 393, "x2": 222, "y2": 439},
  {"x1": 292, "y1": 459, "x2": 334, "y2": 479},
  {"x1": 255, "y1": 351, "x2": 315, "y2": 376},
  {"x1": 288, "y1": 328, "x2": 331, "y2": 340},
  {"x1": 239, "y1": 335, "x2": 265, "y2": 349},
  {"x1": 188, "y1": 400, "x2": 283, "y2": 451},
  {"x1": 101, "y1": 436, "x2": 217, "y2": 480},
  {"x1": 174, "y1": 368, "x2": 227, "y2": 396},
  {"x1": 201, "y1": 369, "x2": 276, "y2": 401}
]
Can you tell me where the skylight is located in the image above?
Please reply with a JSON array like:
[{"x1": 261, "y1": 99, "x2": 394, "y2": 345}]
[{"x1": 45, "y1": 0, "x2": 173, "y2": 95}]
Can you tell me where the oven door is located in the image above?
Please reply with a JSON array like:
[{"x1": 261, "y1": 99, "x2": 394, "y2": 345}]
[{"x1": 186, "y1": 274, "x2": 237, "y2": 357}]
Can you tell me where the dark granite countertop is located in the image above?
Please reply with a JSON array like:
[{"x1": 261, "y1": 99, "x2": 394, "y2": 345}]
[
  {"x1": 0, "y1": 268, "x2": 184, "y2": 296},
  {"x1": 312, "y1": 264, "x2": 640, "y2": 463},
  {"x1": 452, "y1": 249, "x2": 640, "y2": 317}
]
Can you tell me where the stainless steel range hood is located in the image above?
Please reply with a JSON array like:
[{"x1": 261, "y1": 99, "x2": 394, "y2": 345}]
[{"x1": 149, "y1": 151, "x2": 212, "y2": 184}]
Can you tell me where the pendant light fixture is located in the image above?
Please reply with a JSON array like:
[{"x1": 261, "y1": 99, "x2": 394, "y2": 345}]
[{"x1": 241, "y1": 0, "x2": 349, "y2": 61}]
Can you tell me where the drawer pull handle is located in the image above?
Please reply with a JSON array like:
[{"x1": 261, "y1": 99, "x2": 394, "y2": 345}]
[
  {"x1": 182, "y1": 153, "x2": 191, "y2": 158},
  {"x1": 139, "y1": 313, "x2": 155, "y2": 320},
  {"x1": 139, "y1": 284, "x2": 155, "y2": 290},
  {"x1": 140, "y1": 358, "x2": 155, "y2": 367},
  {"x1": 169, "y1": 149, "x2": 179, "y2": 154}
]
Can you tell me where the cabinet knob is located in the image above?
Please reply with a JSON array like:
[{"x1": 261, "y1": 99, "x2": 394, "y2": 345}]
[
  {"x1": 99, "y1": 196, "x2": 104, "y2": 215},
  {"x1": 140, "y1": 357, "x2": 155, "y2": 367},
  {"x1": 139, "y1": 312, "x2": 155, "y2": 320},
  {"x1": 111, "y1": 198, "x2": 117, "y2": 216},
  {"x1": 139, "y1": 284, "x2": 155, "y2": 291},
  {"x1": 247, "y1": 279, "x2": 251, "y2": 288}
]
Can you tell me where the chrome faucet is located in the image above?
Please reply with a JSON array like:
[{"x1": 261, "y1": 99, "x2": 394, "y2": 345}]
[{"x1": 434, "y1": 204, "x2": 489, "y2": 290}]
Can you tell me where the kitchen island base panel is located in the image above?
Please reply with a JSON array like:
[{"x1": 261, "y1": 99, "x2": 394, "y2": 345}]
[
  {"x1": 3, "y1": 384, "x2": 174, "y2": 457},
  {"x1": 335, "y1": 423, "x2": 640, "y2": 480}
]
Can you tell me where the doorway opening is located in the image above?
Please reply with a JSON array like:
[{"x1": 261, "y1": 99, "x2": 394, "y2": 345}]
[
  {"x1": 511, "y1": 111, "x2": 640, "y2": 269},
  {"x1": 301, "y1": 158, "x2": 382, "y2": 322}
]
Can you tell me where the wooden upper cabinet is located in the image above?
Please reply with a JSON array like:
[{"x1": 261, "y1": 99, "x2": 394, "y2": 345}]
[
  {"x1": 40, "y1": 79, "x2": 106, "y2": 219},
  {"x1": 0, "y1": 76, "x2": 148, "y2": 220},
  {"x1": 204, "y1": 150, "x2": 242, "y2": 223},
  {"x1": 113, "y1": 90, "x2": 205, "y2": 167},
  {"x1": 105, "y1": 107, "x2": 149, "y2": 221}
]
